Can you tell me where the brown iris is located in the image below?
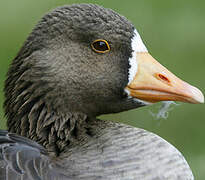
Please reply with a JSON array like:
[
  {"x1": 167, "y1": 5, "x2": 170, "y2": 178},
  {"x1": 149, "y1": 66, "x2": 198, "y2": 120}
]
[{"x1": 91, "y1": 39, "x2": 110, "y2": 53}]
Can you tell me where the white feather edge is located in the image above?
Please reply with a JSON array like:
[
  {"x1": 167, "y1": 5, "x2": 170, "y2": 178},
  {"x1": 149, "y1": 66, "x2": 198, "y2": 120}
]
[
  {"x1": 128, "y1": 29, "x2": 148, "y2": 84},
  {"x1": 125, "y1": 29, "x2": 149, "y2": 105}
]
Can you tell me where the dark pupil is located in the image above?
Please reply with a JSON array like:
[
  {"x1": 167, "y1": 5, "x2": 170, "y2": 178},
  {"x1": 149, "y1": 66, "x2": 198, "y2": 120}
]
[{"x1": 93, "y1": 41, "x2": 108, "y2": 51}]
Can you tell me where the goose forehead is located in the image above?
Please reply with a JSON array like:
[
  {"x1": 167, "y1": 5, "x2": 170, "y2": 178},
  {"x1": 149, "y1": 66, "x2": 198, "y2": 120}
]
[{"x1": 128, "y1": 29, "x2": 148, "y2": 84}]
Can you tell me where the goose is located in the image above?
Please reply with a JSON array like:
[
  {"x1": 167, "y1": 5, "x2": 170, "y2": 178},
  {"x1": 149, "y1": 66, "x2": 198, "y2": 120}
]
[{"x1": 0, "y1": 4, "x2": 204, "y2": 180}]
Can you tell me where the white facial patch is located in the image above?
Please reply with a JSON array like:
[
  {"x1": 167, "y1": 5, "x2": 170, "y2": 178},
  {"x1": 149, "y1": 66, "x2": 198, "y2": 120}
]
[
  {"x1": 128, "y1": 29, "x2": 148, "y2": 84},
  {"x1": 125, "y1": 29, "x2": 149, "y2": 105}
]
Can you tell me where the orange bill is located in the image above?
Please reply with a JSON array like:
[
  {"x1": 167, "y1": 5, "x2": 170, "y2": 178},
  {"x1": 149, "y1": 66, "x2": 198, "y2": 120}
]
[{"x1": 125, "y1": 52, "x2": 204, "y2": 104}]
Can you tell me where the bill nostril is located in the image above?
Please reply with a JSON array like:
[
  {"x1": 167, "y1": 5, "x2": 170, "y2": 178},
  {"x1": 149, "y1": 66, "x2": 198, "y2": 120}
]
[{"x1": 155, "y1": 73, "x2": 171, "y2": 84}]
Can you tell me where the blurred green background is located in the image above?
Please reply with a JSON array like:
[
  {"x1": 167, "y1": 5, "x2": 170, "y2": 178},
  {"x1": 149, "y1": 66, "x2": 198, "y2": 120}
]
[{"x1": 0, "y1": 0, "x2": 204, "y2": 179}]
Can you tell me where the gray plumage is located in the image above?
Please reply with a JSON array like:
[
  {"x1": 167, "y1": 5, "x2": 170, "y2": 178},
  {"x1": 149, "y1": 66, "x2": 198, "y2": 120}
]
[{"x1": 0, "y1": 4, "x2": 193, "y2": 180}]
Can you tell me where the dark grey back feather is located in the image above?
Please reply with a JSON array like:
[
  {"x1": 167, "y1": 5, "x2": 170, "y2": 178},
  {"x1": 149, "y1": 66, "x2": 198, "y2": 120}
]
[
  {"x1": 0, "y1": 130, "x2": 71, "y2": 180},
  {"x1": 0, "y1": 123, "x2": 194, "y2": 180}
]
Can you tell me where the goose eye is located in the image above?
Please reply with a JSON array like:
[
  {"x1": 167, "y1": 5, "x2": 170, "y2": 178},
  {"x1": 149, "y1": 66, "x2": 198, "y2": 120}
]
[{"x1": 91, "y1": 39, "x2": 110, "y2": 53}]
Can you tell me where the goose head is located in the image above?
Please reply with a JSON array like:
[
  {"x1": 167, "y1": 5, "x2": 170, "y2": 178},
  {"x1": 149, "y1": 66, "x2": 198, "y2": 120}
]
[{"x1": 4, "y1": 4, "x2": 204, "y2": 151}]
